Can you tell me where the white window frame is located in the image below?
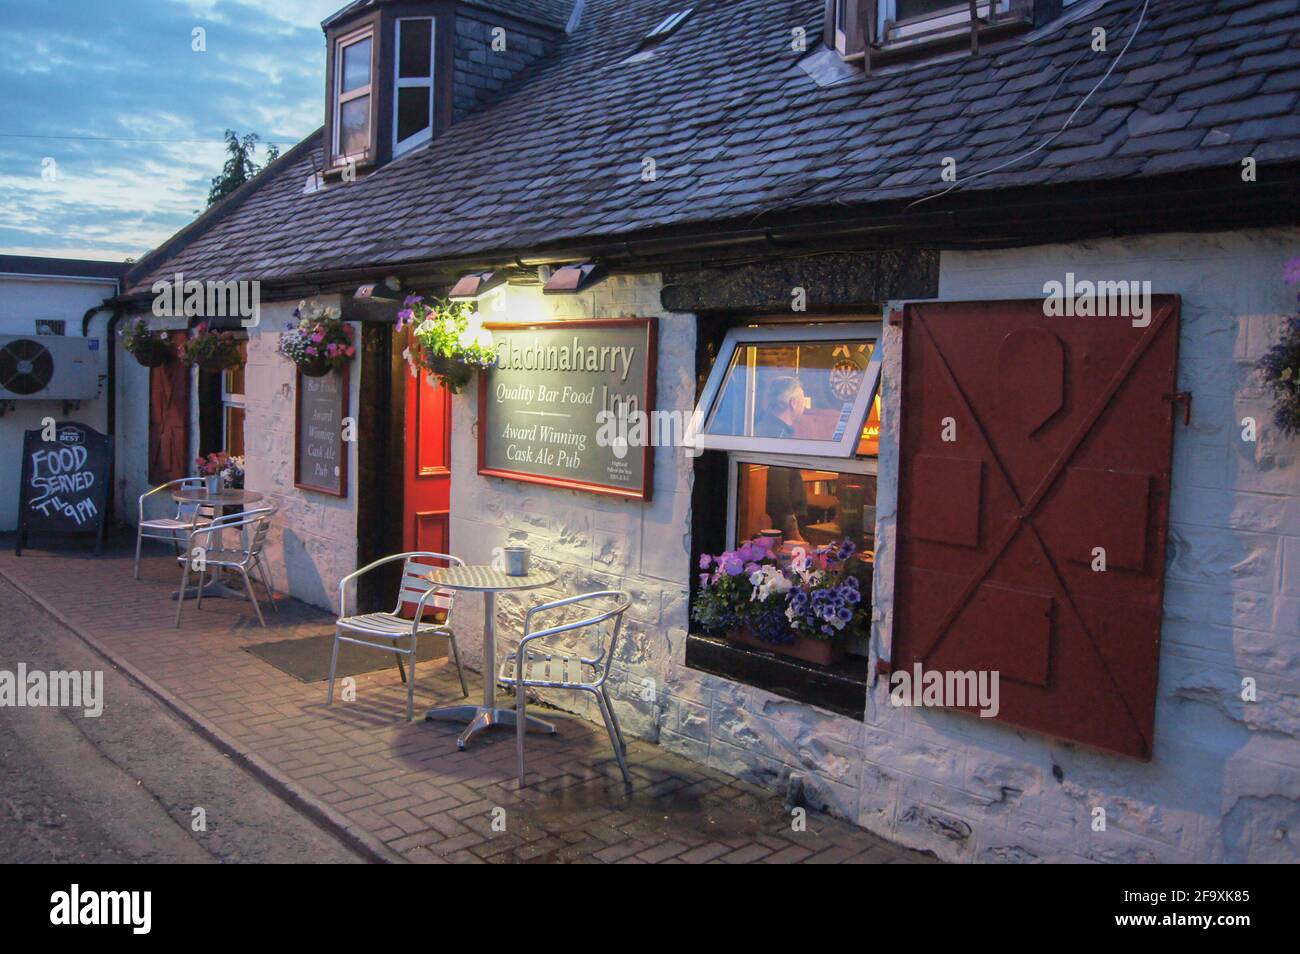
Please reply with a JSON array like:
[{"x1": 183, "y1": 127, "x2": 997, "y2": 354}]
[
  {"x1": 221, "y1": 339, "x2": 246, "y2": 454},
  {"x1": 880, "y1": 0, "x2": 1013, "y2": 44},
  {"x1": 725, "y1": 451, "x2": 877, "y2": 551},
  {"x1": 393, "y1": 17, "x2": 436, "y2": 157},
  {"x1": 687, "y1": 322, "x2": 883, "y2": 458},
  {"x1": 333, "y1": 25, "x2": 375, "y2": 163}
]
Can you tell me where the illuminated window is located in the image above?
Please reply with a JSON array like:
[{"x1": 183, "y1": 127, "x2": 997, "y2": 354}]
[{"x1": 690, "y1": 323, "x2": 882, "y2": 458}]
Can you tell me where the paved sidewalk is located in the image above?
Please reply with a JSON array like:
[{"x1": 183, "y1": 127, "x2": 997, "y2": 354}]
[{"x1": 0, "y1": 536, "x2": 934, "y2": 864}]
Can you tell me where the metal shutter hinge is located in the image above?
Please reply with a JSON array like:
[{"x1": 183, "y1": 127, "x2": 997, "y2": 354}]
[{"x1": 1163, "y1": 391, "x2": 1192, "y2": 425}]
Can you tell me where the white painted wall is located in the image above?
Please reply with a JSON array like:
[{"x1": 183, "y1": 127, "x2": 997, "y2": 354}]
[
  {"x1": 121, "y1": 298, "x2": 359, "y2": 612},
  {"x1": 447, "y1": 276, "x2": 696, "y2": 738},
  {"x1": 0, "y1": 273, "x2": 117, "y2": 532},
  {"x1": 862, "y1": 228, "x2": 1300, "y2": 862},
  {"x1": 113, "y1": 231, "x2": 1300, "y2": 863}
]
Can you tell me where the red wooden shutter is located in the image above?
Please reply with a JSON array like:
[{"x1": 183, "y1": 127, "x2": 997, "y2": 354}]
[
  {"x1": 893, "y1": 297, "x2": 1181, "y2": 759},
  {"x1": 148, "y1": 331, "x2": 189, "y2": 485}
]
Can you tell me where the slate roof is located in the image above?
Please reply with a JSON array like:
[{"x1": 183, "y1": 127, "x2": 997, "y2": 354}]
[{"x1": 123, "y1": 0, "x2": 1300, "y2": 296}]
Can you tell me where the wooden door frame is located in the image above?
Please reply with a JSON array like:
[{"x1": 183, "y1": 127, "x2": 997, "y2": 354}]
[{"x1": 355, "y1": 323, "x2": 407, "y2": 612}]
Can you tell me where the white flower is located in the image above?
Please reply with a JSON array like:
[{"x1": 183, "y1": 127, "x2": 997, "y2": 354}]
[
  {"x1": 475, "y1": 328, "x2": 494, "y2": 349},
  {"x1": 457, "y1": 328, "x2": 477, "y2": 349}
]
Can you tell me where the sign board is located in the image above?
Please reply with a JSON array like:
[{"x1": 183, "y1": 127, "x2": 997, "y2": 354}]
[
  {"x1": 16, "y1": 421, "x2": 112, "y2": 555},
  {"x1": 294, "y1": 366, "x2": 349, "y2": 497},
  {"x1": 478, "y1": 318, "x2": 657, "y2": 500}
]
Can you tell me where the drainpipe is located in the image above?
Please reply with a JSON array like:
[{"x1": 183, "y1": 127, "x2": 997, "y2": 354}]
[{"x1": 82, "y1": 298, "x2": 125, "y2": 526}]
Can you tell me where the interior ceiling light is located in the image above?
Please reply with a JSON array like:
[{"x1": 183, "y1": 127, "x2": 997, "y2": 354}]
[
  {"x1": 448, "y1": 271, "x2": 507, "y2": 301},
  {"x1": 542, "y1": 262, "x2": 609, "y2": 295}
]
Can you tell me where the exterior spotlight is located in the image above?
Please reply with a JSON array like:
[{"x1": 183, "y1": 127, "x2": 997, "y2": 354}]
[
  {"x1": 542, "y1": 261, "x2": 608, "y2": 295},
  {"x1": 448, "y1": 271, "x2": 507, "y2": 301},
  {"x1": 354, "y1": 282, "x2": 400, "y2": 303}
]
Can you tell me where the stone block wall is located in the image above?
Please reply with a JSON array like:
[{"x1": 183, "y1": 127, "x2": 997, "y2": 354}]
[
  {"x1": 447, "y1": 276, "x2": 696, "y2": 738},
  {"x1": 454, "y1": 15, "x2": 552, "y2": 121}
]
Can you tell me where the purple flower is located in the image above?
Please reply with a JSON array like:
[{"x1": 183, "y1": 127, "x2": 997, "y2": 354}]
[
  {"x1": 720, "y1": 556, "x2": 744, "y2": 576},
  {"x1": 1285, "y1": 257, "x2": 1300, "y2": 286},
  {"x1": 403, "y1": 294, "x2": 424, "y2": 307},
  {"x1": 699, "y1": 554, "x2": 712, "y2": 570}
]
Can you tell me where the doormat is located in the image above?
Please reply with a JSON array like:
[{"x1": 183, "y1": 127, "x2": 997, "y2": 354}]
[{"x1": 243, "y1": 632, "x2": 448, "y2": 683}]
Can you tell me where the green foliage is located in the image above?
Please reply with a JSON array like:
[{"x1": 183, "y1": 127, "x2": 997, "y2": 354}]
[{"x1": 207, "y1": 130, "x2": 281, "y2": 208}]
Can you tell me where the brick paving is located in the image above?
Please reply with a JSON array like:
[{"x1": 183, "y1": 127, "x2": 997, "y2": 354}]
[{"x1": 0, "y1": 536, "x2": 935, "y2": 864}]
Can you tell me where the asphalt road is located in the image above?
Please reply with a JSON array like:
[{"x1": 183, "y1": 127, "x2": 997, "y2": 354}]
[{"x1": 0, "y1": 574, "x2": 366, "y2": 864}]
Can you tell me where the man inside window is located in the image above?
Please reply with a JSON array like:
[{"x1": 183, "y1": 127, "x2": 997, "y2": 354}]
[{"x1": 756, "y1": 375, "x2": 809, "y2": 542}]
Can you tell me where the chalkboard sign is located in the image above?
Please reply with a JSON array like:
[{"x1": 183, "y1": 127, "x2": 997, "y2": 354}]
[
  {"x1": 295, "y1": 366, "x2": 349, "y2": 497},
  {"x1": 16, "y1": 421, "x2": 112, "y2": 555},
  {"x1": 478, "y1": 318, "x2": 657, "y2": 500}
]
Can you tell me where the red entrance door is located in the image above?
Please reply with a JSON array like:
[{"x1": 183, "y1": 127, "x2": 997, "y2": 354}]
[
  {"x1": 403, "y1": 346, "x2": 452, "y2": 555},
  {"x1": 893, "y1": 297, "x2": 1181, "y2": 759}
]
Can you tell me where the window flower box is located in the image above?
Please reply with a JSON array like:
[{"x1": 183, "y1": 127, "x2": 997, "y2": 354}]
[{"x1": 693, "y1": 536, "x2": 870, "y2": 667}]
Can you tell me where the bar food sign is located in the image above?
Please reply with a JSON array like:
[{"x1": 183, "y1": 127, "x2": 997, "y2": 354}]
[{"x1": 478, "y1": 318, "x2": 657, "y2": 500}]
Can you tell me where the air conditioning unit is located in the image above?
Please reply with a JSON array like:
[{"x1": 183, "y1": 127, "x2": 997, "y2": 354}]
[{"x1": 0, "y1": 335, "x2": 100, "y2": 400}]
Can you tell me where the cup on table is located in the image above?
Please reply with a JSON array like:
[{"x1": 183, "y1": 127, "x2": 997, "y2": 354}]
[{"x1": 504, "y1": 545, "x2": 531, "y2": 576}]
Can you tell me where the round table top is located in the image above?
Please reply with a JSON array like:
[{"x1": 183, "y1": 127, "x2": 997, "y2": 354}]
[
  {"x1": 172, "y1": 487, "x2": 265, "y2": 507},
  {"x1": 423, "y1": 565, "x2": 556, "y2": 592}
]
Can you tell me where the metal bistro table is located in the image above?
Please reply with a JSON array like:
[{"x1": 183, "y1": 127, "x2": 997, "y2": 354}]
[
  {"x1": 422, "y1": 564, "x2": 558, "y2": 750},
  {"x1": 170, "y1": 487, "x2": 265, "y2": 601}
]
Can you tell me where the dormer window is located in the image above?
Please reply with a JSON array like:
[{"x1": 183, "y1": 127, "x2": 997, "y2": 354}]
[
  {"x1": 394, "y1": 17, "x2": 435, "y2": 155},
  {"x1": 333, "y1": 26, "x2": 375, "y2": 163},
  {"x1": 828, "y1": 0, "x2": 1049, "y2": 69}
]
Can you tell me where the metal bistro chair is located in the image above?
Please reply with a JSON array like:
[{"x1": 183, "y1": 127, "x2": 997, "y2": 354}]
[
  {"x1": 135, "y1": 477, "x2": 215, "y2": 579},
  {"x1": 499, "y1": 591, "x2": 633, "y2": 786},
  {"x1": 328, "y1": 553, "x2": 469, "y2": 722},
  {"x1": 174, "y1": 507, "x2": 278, "y2": 629}
]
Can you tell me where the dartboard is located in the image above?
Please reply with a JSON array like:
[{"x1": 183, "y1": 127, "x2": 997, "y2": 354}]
[
  {"x1": 0, "y1": 338, "x2": 55, "y2": 395},
  {"x1": 829, "y1": 358, "x2": 861, "y2": 400}
]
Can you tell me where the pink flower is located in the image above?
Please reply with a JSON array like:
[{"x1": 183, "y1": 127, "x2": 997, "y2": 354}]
[{"x1": 345, "y1": 346, "x2": 356, "y2": 357}]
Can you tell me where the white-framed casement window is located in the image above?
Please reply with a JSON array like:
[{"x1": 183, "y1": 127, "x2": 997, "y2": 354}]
[
  {"x1": 393, "y1": 17, "x2": 435, "y2": 156},
  {"x1": 689, "y1": 323, "x2": 883, "y2": 458},
  {"x1": 691, "y1": 322, "x2": 884, "y2": 555},
  {"x1": 333, "y1": 26, "x2": 375, "y2": 163},
  {"x1": 222, "y1": 339, "x2": 247, "y2": 457}
]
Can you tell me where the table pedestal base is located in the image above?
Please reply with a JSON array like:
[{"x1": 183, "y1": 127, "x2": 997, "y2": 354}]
[{"x1": 425, "y1": 704, "x2": 557, "y2": 751}]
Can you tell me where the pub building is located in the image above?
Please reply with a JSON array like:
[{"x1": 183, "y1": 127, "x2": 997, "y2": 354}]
[{"x1": 105, "y1": 0, "x2": 1299, "y2": 862}]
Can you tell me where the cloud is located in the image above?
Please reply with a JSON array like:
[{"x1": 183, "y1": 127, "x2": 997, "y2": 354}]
[{"x1": 0, "y1": 0, "x2": 336, "y2": 260}]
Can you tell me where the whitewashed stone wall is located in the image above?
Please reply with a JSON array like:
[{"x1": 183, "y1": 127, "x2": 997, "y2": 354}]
[
  {"x1": 859, "y1": 228, "x2": 1300, "y2": 863},
  {"x1": 631, "y1": 229, "x2": 1300, "y2": 864},
  {"x1": 448, "y1": 276, "x2": 696, "y2": 737},
  {"x1": 238, "y1": 298, "x2": 359, "y2": 612}
]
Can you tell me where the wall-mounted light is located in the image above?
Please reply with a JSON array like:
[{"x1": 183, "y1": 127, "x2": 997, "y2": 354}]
[
  {"x1": 448, "y1": 271, "x2": 507, "y2": 301},
  {"x1": 543, "y1": 261, "x2": 608, "y2": 295},
  {"x1": 354, "y1": 277, "x2": 402, "y2": 303}
]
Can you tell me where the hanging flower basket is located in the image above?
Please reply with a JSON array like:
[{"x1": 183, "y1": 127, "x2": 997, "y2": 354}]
[
  {"x1": 277, "y1": 300, "x2": 355, "y2": 376},
  {"x1": 397, "y1": 295, "x2": 496, "y2": 394},
  {"x1": 120, "y1": 319, "x2": 173, "y2": 368},
  {"x1": 1257, "y1": 257, "x2": 1300, "y2": 437},
  {"x1": 181, "y1": 323, "x2": 244, "y2": 371},
  {"x1": 693, "y1": 537, "x2": 869, "y2": 668}
]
